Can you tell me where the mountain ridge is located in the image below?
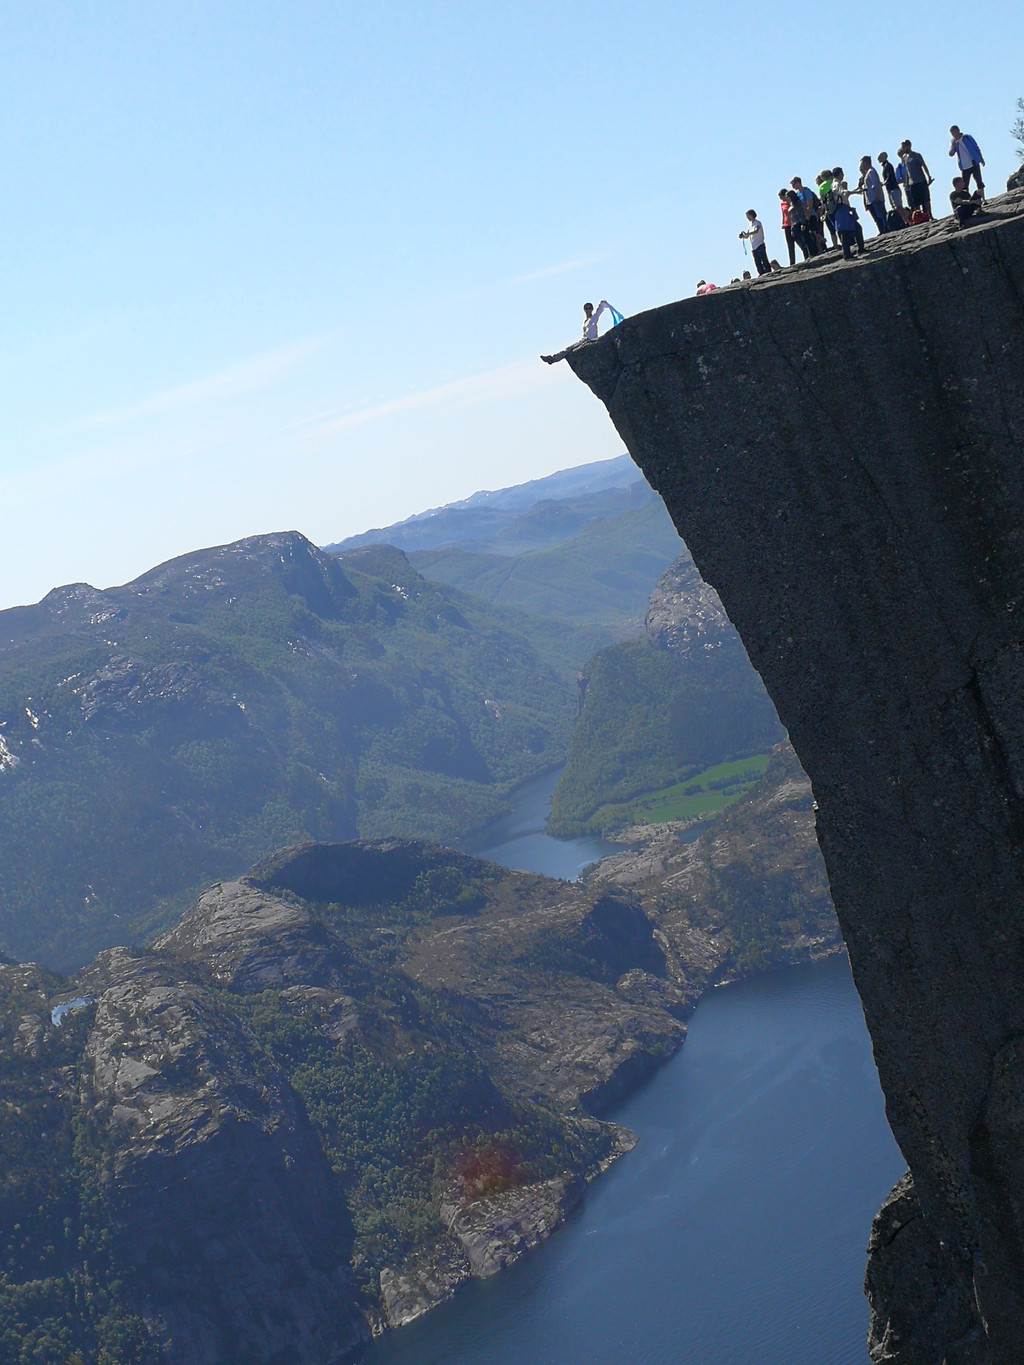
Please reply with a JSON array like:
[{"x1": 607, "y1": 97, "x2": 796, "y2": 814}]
[
  {"x1": 328, "y1": 454, "x2": 640, "y2": 554},
  {"x1": 0, "y1": 530, "x2": 580, "y2": 969}
]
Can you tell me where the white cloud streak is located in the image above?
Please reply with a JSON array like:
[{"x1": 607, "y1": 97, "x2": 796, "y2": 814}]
[
  {"x1": 297, "y1": 358, "x2": 573, "y2": 442},
  {"x1": 65, "y1": 336, "x2": 331, "y2": 431},
  {"x1": 510, "y1": 254, "x2": 608, "y2": 285}
]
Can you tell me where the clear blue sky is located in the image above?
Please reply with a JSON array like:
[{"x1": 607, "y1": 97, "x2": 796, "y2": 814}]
[{"x1": 2, "y1": 0, "x2": 1022, "y2": 608}]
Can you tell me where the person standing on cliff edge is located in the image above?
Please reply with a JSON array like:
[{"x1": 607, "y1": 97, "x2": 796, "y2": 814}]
[
  {"x1": 852, "y1": 156, "x2": 889, "y2": 235},
  {"x1": 878, "y1": 152, "x2": 910, "y2": 225},
  {"x1": 899, "y1": 140, "x2": 934, "y2": 220},
  {"x1": 738, "y1": 210, "x2": 770, "y2": 275},
  {"x1": 949, "y1": 125, "x2": 985, "y2": 198}
]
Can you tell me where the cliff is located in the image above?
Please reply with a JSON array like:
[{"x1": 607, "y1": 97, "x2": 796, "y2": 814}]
[{"x1": 565, "y1": 189, "x2": 1024, "y2": 1363}]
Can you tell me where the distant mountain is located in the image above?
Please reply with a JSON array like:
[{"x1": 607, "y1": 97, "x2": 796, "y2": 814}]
[
  {"x1": 0, "y1": 533, "x2": 582, "y2": 969},
  {"x1": 410, "y1": 492, "x2": 684, "y2": 628},
  {"x1": 329, "y1": 454, "x2": 641, "y2": 555},
  {"x1": 330, "y1": 450, "x2": 687, "y2": 666}
]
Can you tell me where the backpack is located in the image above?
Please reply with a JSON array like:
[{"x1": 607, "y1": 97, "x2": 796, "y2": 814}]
[{"x1": 885, "y1": 209, "x2": 904, "y2": 231}]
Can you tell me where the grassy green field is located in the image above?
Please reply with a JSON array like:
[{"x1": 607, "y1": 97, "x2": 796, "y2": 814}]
[{"x1": 592, "y1": 754, "x2": 772, "y2": 830}]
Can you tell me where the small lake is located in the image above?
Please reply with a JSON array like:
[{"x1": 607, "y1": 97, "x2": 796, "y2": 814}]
[
  {"x1": 461, "y1": 767, "x2": 616, "y2": 879},
  {"x1": 362, "y1": 770, "x2": 905, "y2": 1365}
]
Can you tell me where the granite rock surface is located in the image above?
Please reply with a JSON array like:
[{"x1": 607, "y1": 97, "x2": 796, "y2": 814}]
[{"x1": 566, "y1": 189, "x2": 1024, "y2": 1362}]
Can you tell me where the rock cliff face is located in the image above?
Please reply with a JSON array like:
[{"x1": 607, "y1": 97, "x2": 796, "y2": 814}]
[{"x1": 566, "y1": 191, "x2": 1024, "y2": 1362}]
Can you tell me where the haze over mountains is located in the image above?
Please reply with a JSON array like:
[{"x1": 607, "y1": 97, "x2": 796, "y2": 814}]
[
  {"x1": 0, "y1": 456, "x2": 693, "y2": 969},
  {"x1": 334, "y1": 455, "x2": 686, "y2": 630},
  {"x1": 0, "y1": 450, "x2": 842, "y2": 1363}
]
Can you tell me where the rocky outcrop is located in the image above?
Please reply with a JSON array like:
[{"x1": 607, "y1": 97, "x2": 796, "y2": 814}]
[
  {"x1": 440, "y1": 1174, "x2": 585, "y2": 1277},
  {"x1": 643, "y1": 552, "x2": 734, "y2": 655},
  {"x1": 1, "y1": 808, "x2": 846, "y2": 1361},
  {"x1": 592, "y1": 742, "x2": 838, "y2": 976},
  {"x1": 1, "y1": 839, "x2": 701, "y2": 1361},
  {"x1": 864, "y1": 1174, "x2": 983, "y2": 1364},
  {"x1": 78, "y1": 951, "x2": 367, "y2": 1365},
  {"x1": 565, "y1": 190, "x2": 1024, "y2": 1361}
]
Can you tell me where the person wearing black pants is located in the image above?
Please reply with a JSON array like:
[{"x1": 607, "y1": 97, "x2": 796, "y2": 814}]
[
  {"x1": 785, "y1": 191, "x2": 812, "y2": 260},
  {"x1": 779, "y1": 189, "x2": 796, "y2": 266},
  {"x1": 899, "y1": 141, "x2": 934, "y2": 220},
  {"x1": 739, "y1": 210, "x2": 770, "y2": 275},
  {"x1": 950, "y1": 176, "x2": 983, "y2": 227},
  {"x1": 949, "y1": 127, "x2": 985, "y2": 198}
]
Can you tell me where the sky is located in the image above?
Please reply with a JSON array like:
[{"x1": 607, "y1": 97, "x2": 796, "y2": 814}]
[{"x1": 1, "y1": 0, "x2": 1022, "y2": 609}]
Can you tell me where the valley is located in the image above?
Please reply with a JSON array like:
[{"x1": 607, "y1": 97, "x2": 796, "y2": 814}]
[{"x1": 0, "y1": 453, "x2": 852, "y2": 1363}]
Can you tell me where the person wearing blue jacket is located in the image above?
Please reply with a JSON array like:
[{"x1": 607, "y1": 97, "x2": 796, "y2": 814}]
[{"x1": 949, "y1": 126, "x2": 985, "y2": 198}]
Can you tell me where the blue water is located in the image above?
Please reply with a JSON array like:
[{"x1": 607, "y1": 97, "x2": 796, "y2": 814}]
[
  {"x1": 460, "y1": 767, "x2": 616, "y2": 880},
  {"x1": 361, "y1": 772, "x2": 905, "y2": 1365},
  {"x1": 51, "y1": 995, "x2": 92, "y2": 1026}
]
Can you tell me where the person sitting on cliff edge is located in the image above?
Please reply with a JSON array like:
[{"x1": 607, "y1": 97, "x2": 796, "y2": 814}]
[
  {"x1": 541, "y1": 300, "x2": 622, "y2": 364},
  {"x1": 950, "y1": 176, "x2": 983, "y2": 228}
]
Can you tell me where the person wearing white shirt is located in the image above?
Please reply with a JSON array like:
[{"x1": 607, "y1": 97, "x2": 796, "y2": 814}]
[
  {"x1": 852, "y1": 156, "x2": 889, "y2": 235},
  {"x1": 949, "y1": 126, "x2": 985, "y2": 197},
  {"x1": 738, "y1": 210, "x2": 770, "y2": 275},
  {"x1": 541, "y1": 301, "x2": 620, "y2": 364}
]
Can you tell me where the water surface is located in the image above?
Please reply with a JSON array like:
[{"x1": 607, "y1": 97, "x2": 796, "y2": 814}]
[
  {"x1": 364, "y1": 772, "x2": 905, "y2": 1365},
  {"x1": 461, "y1": 766, "x2": 615, "y2": 879}
]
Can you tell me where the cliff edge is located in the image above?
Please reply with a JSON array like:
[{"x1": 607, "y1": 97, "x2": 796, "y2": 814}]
[{"x1": 566, "y1": 189, "x2": 1024, "y2": 1363}]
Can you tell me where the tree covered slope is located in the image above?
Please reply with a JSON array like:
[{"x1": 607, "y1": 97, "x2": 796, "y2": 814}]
[
  {"x1": 410, "y1": 490, "x2": 684, "y2": 629},
  {"x1": 0, "y1": 533, "x2": 582, "y2": 969},
  {"x1": 550, "y1": 555, "x2": 784, "y2": 834}
]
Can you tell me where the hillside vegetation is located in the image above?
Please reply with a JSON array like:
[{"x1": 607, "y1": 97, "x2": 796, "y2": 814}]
[
  {"x1": 550, "y1": 556, "x2": 784, "y2": 835},
  {"x1": 0, "y1": 534, "x2": 583, "y2": 969},
  {"x1": 411, "y1": 491, "x2": 684, "y2": 629}
]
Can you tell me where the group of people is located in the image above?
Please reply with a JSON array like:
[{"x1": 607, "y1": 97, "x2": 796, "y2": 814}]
[
  {"x1": 542, "y1": 122, "x2": 991, "y2": 360},
  {"x1": 714, "y1": 124, "x2": 987, "y2": 286}
]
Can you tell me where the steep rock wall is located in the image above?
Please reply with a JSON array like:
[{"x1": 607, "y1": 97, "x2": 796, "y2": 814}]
[{"x1": 567, "y1": 192, "x2": 1024, "y2": 1362}]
